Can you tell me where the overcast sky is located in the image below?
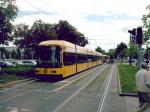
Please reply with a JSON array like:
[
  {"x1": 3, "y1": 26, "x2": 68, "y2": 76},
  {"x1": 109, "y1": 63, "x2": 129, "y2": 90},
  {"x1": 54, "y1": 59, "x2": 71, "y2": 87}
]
[{"x1": 14, "y1": 0, "x2": 150, "y2": 51}]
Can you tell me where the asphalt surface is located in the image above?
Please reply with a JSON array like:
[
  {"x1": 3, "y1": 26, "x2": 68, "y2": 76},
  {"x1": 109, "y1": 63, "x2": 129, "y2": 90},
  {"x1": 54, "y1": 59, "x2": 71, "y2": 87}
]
[
  {"x1": 0, "y1": 64, "x2": 108, "y2": 112},
  {"x1": 0, "y1": 63, "x2": 145, "y2": 112}
]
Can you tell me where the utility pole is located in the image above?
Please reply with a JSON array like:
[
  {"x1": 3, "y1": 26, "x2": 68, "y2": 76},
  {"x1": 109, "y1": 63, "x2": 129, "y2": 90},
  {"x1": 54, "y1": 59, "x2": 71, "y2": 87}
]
[
  {"x1": 136, "y1": 27, "x2": 142, "y2": 70},
  {"x1": 128, "y1": 28, "x2": 136, "y2": 66},
  {"x1": 146, "y1": 41, "x2": 150, "y2": 65},
  {"x1": 137, "y1": 44, "x2": 142, "y2": 69}
]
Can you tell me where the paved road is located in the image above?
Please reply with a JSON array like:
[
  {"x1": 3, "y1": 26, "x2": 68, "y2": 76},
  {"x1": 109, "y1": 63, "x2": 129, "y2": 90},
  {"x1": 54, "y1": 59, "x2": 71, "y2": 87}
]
[
  {"x1": 0, "y1": 64, "x2": 110, "y2": 112},
  {"x1": 0, "y1": 63, "x2": 143, "y2": 112}
]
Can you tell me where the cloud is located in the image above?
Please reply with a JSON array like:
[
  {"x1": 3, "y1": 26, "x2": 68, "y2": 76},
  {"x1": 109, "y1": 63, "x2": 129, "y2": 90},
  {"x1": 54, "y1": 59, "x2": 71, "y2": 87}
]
[
  {"x1": 84, "y1": 13, "x2": 140, "y2": 22},
  {"x1": 17, "y1": 10, "x2": 56, "y2": 18},
  {"x1": 14, "y1": 0, "x2": 150, "y2": 51}
]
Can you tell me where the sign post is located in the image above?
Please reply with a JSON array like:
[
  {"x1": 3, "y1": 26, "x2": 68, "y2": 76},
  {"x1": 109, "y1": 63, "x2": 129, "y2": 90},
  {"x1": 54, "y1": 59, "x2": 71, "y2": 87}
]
[{"x1": 128, "y1": 27, "x2": 142, "y2": 70}]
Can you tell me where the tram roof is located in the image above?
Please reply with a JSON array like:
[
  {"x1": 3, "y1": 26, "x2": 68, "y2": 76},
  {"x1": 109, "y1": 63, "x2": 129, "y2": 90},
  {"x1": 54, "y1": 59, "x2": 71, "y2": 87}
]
[
  {"x1": 39, "y1": 40, "x2": 74, "y2": 47},
  {"x1": 39, "y1": 40, "x2": 87, "y2": 53},
  {"x1": 39, "y1": 40, "x2": 103, "y2": 56}
]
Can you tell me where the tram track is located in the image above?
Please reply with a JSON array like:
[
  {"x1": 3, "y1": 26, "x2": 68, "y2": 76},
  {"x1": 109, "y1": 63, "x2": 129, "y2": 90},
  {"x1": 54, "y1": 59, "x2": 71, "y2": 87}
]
[
  {"x1": 49, "y1": 64, "x2": 107, "y2": 92},
  {"x1": 0, "y1": 64, "x2": 107, "y2": 107},
  {"x1": 0, "y1": 64, "x2": 105, "y2": 92},
  {"x1": 0, "y1": 64, "x2": 105, "y2": 93},
  {"x1": 84, "y1": 65, "x2": 111, "y2": 93},
  {"x1": 51, "y1": 64, "x2": 110, "y2": 112},
  {"x1": 0, "y1": 79, "x2": 38, "y2": 92},
  {"x1": 50, "y1": 64, "x2": 114, "y2": 112},
  {"x1": 96, "y1": 65, "x2": 114, "y2": 112}
]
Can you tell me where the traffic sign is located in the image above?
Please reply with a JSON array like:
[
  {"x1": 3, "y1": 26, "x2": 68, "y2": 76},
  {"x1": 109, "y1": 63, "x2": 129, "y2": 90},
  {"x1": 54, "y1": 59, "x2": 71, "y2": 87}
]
[{"x1": 130, "y1": 35, "x2": 136, "y2": 44}]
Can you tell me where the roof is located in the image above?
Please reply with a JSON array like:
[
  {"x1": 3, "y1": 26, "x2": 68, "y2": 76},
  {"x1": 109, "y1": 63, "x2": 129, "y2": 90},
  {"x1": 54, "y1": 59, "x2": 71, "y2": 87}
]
[
  {"x1": 39, "y1": 40, "x2": 74, "y2": 48},
  {"x1": 39, "y1": 40, "x2": 87, "y2": 54},
  {"x1": 39, "y1": 40, "x2": 103, "y2": 56}
]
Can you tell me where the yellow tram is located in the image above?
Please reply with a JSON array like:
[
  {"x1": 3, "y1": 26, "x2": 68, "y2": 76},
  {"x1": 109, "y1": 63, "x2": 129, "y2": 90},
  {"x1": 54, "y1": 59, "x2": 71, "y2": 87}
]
[{"x1": 36, "y1": 40, "x2": 104, "y2": 80}]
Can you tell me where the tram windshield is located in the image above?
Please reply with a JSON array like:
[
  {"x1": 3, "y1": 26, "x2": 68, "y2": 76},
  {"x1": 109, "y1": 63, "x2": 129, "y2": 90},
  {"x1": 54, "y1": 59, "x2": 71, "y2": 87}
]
[{"x1": 37, "y1": 46, "x2": 62, "y2": 68}]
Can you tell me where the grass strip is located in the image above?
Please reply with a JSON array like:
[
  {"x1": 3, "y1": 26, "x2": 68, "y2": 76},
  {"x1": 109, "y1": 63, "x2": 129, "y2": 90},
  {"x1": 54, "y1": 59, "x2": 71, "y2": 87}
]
[{"x1": 118, "y1": 64, "x2": 138, "y2": 93}]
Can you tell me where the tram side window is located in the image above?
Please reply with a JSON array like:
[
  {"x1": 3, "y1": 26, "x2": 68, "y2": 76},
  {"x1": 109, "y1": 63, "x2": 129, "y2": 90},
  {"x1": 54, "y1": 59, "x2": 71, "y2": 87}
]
[
  {"x1": 77, "y1": 54, "x2": 86, "y2": 63},
  {"x1": 63, "y1": 53, "x2": 76, "y2": 65},
  {"x1": 94, "y1": 56, "x2": 97, "y2": 61},
  {"x1": 91, "y1": 55, "x2": 95, "y2": 62},
  {"x1": 99, "y1": 56, "x2": 103, "y2": 60},
  {"x1": 88, "y1": 55, "x2": 93, "y2": 62}
]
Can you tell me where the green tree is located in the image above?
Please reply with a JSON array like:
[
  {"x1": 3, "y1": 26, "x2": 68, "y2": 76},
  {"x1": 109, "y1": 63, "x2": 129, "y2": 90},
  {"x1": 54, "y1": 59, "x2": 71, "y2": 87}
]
[
  {"x1": 55, "y1": 20, "x2": 88, "y2": 46},
  {"x1": 126, "y1": 44, "x2": 138, "y2": 59},
  {"x1": 115, "y1": 42, "x2": 127, "y2": 62},
  {"x1": 24, "y1": 20, "x2": 57, "y2": 50},
  {"x1": 13, "y1": 23, "x2": 29, "y2": 47},
  {"x1": 142, "y1": 4, "x2": 150, "y2": 44},
  {"x1": 0, "y1": 0, "x2": 18, "y2": 45},
  {"x1": 106, "y1": 49, "x2": 115, "y2": 59},
  {"x1": 15, "y1": 20, "x2": 57, "y2": 59},
  {"x1": 95, "y1": 46, "x2": 105, "y2": 54}
]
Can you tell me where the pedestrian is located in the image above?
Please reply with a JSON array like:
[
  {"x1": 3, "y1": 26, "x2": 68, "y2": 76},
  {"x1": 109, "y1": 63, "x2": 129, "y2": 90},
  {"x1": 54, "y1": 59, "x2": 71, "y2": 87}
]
[{"x1": 136, "y1": 63, "x2": 150, "y2": 112}]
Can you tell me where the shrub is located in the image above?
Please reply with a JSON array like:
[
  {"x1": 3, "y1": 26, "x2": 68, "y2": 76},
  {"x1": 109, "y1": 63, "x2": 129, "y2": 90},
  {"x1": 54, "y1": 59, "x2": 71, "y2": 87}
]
[{"x1": 0, "y1": 65, "x2": 35, "y2": 78}]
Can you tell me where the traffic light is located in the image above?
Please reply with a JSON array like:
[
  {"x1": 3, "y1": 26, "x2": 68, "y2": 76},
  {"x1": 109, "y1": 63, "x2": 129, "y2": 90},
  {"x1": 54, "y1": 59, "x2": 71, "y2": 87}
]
[
  {"x1": 128, "y1": 28, "x2": 136, "y2": 36},
  {"x1": 136, "y1": 27, "x2": 142, "y2": 44},
  {"x1": 128, "y1": 27, "x2": 142, "y2": 45},
  {"x1": 128, "y1": 28, "x2": 136, "y2": 44}
]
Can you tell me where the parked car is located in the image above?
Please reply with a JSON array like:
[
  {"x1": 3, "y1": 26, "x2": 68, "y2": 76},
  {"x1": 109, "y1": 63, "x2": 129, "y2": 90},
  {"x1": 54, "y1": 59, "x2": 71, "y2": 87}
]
[
  {"x1": 22, "y1": 60, "x2": 37, "y2": 66},
  {"x1": 10, "y1": 61, "x2": 24, "y2": 66},
  {"x1": 144, "y1": 59, "x2": 149, "y2": 64},
  {"x1": 0, "y1": 61, "x2": 16, "y2": 67}
]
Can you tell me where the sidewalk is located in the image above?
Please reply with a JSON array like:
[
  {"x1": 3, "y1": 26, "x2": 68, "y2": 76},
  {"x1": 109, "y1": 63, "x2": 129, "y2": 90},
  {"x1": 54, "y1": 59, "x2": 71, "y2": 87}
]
[
  {"x1": 124, "y1": 96, "x2": 139, "y2": 112},
  {"x1": 122, "y1": 91, "x2": 150, "y2": 112},
  {"x1": 100, "y1": 64, "x2": 138, "y2": 112},
  {"x1": 114, "y1": 64, "x2": 150, "y2": 112}
]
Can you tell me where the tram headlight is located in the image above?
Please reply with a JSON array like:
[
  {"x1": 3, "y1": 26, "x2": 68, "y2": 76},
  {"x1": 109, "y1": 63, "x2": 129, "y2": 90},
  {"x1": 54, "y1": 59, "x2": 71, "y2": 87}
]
[{"x1": 36, "y1": 69, "x2": 39, "y2": 74}]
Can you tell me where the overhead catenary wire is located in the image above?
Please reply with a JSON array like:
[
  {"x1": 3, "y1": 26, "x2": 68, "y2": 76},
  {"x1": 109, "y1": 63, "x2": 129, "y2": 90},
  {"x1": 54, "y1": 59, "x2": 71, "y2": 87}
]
[
  {"x1": 90, "y1": 0, "x2": 104, "y2": 23},
  {"x1": 38, "y1": 0, "x2": 67, "y2": 20},
  {"x1": 22, "y1": 0, "x2": 57, "y2": 19},
  {"x1": 40, "y1": 0, "x2": 59, "y2": 15},
  {"x1": 23, "y1": 0, "x2": 66, "y2": 21}
]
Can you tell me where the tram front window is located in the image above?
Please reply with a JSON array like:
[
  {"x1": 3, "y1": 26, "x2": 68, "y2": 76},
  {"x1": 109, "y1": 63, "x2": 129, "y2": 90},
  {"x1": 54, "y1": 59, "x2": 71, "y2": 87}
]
[{"x1": 37, "y1": 46, "x2": 62, "y2": 68}]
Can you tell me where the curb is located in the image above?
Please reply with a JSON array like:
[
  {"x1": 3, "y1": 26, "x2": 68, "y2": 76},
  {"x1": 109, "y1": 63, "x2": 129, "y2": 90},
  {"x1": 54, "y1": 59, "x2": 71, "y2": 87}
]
[
  {"x1": 116, "y1": 65, "x2": 138, "y2": 97},
  {"x1": 0, "y1": 78, "x2": 33, "y2": 88}
]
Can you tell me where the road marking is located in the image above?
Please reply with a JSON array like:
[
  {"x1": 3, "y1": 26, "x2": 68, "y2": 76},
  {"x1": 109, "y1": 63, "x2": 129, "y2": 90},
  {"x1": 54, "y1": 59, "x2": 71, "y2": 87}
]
[
  {"x1": 0, "y1": 90, "x2": 33, "y2": 104},
  {"x1": 0, "y1": 65, "x2": 104, "y2": 105},
  {"x1": 1, "y1": 106, "x2": 31, "y2": 112},
  {"x1": 58, "y1": 80, "x2": 71, "y2": 83},
  {"x1": 21, "y1": 108, "x2": 31, "y2": 111},
  {"x1": 47, "y1": 67, "x2": 100, "y2": 93},
  {"x1": 0, "y1": 88, "x2": 12, "y2": 93},
  {"x1": 12, "y1": 79, "x2": 37, "y2": 87},
  {"x1": 6, "y1": 67, "x2": 101, "y2": 94},
  {"x1": 0, "y1": 79, "x2": 36, "y2": 93},
  {"x1": 32, "y1": 89, "x2": 42, "y2": 92},
  {"x1": 97, "y1": 65, "x2": 114, "y2": 112},
  {"x1": 52, "y1": 65, "x2": 108, "y2": 112},
  {"x1": 0, "y1": 81, "x2": 53, "y2": 104},
  {"x1": 7, "y1": 106, "x2": 17, "y2": 109},
  {"x1": 10, "y1": 110, "x2": 18, "y2": 112}
]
